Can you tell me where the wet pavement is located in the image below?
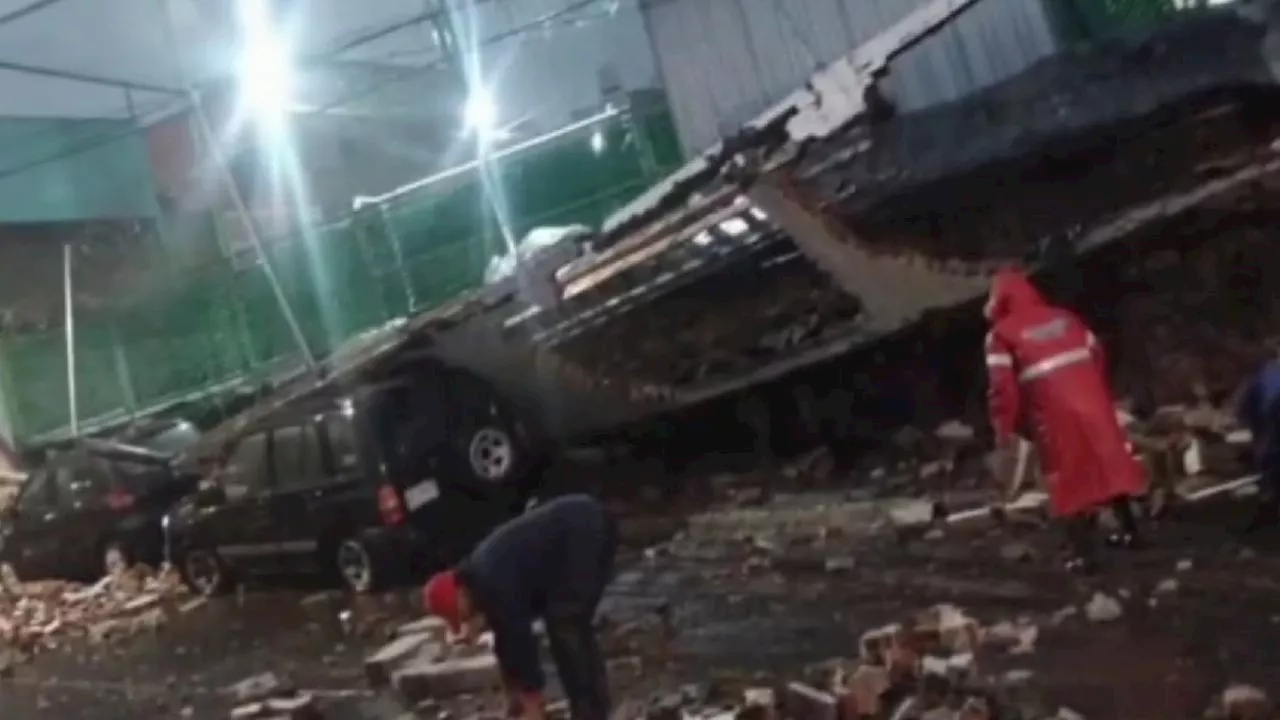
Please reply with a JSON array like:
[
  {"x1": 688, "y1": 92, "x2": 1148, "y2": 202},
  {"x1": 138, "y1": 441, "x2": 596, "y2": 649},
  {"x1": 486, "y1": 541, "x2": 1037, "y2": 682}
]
[
  {"x1": 0, "y1": 586, "x2": 391, "y2": 718},
  {"x1": 4, "y1": 478, "x2": 1280, "y2": 719}
]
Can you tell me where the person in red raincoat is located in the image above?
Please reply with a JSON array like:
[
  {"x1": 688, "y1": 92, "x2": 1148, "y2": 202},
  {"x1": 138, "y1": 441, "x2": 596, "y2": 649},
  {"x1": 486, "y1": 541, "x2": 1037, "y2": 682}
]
[{"x1": 984, "y1": 269, "x2": 1147, "y2": 573}]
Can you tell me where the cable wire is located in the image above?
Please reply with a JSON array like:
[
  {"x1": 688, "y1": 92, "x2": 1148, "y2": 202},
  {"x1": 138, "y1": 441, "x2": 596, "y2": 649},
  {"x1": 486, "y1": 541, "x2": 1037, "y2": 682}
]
[{"x1": 0, "y1": 0, "x2": 625, "y2": 185}]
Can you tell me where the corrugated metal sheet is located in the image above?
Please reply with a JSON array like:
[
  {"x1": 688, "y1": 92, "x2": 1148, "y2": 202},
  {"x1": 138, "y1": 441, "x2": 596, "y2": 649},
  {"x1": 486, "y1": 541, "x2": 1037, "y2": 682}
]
[{"x1": 644, "y1": 0, "x2": 1059, "y2": 153}]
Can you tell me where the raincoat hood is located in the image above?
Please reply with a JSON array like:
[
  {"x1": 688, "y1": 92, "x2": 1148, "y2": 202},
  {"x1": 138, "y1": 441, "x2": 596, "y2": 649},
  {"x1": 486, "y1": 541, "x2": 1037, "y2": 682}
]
[{"x1": 984, "y1": 269, "x2": 1045, "y2": 321}]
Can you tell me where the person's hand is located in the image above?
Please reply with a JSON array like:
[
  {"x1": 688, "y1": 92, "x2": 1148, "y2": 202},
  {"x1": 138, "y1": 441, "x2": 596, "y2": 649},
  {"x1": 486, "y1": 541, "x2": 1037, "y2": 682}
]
[
  {"x1": 986, "y1": 440, "x2": 1014, "y2": 480},
  {"x1": 987, "y1": 438, "x2": 1027, "y2": 502},
  {"x1": 517, "y1": 692, "x2": 546, "y2": 720},
  {"x1": 445, "y1": 626, "x2": 473, "y2": 647},
  {"x1": 502, "y1": 688, "x2": 543, "y2": 720},
  {"x1": 503, "y1": 687, "x2": 522, "y2": 718},
  {"x1": 449, "y1": 616, "x2": 486, "y2": 648}
]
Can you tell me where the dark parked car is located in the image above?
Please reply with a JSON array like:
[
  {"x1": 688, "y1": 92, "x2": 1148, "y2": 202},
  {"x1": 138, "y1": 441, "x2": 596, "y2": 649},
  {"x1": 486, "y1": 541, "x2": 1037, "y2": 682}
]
[
  {"x1": 0, "y1": 439, "x2": 199, "y2": 582},
  {"x1": 167, "y1": 370, "x2": 544, "y2": 596}
]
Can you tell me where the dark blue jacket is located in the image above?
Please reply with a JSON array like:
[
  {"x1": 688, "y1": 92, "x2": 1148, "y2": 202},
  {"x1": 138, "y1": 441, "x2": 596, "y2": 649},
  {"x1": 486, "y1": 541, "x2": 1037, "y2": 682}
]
[
  {"x1": 1238, "y1": 359, "x2": 1280, "y2": 468},
  {"x1": 456, "y1": 494, "x2": 616, "y2": 693}
]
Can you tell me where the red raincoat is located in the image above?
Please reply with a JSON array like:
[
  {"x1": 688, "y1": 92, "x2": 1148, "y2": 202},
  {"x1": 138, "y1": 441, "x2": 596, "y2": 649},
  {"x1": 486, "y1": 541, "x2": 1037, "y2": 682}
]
[{"x1": 984, "y1": 270, "x2": 1145, "y2": 518}]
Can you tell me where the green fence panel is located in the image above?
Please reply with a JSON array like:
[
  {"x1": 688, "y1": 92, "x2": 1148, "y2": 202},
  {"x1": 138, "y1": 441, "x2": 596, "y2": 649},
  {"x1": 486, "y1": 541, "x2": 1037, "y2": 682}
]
[
  {"x1": 1044, "y1": 0, "x2": 1206, "y2": 45},
  {"x1": 0, "y1": 99, "x2": 685, "y2": 442},
  {"x1": 5, "y1": 317, "x2": 130, "y2": 438},
  {"x1": 117, "y1": 269, "x2": 251, "y2": 411},
  {"x1": 6, "y1": 332, "x2": 69, "y2": 438},
  {"x1": 70, "y1": 317, "x2": 129, "y2": 423},
  {"x1": 312, "y1": 221, "x2": 390, "y2": 342}
]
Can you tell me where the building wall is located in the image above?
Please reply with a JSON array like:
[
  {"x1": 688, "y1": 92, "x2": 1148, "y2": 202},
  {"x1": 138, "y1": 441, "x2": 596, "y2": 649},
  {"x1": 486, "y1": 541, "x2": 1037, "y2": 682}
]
[
  {"x1": 0, "y1": 118, "x2": 159, "y2": 222},
  {"x1": 642, "y1": 0, "x2": 1059, "y2": 153}
]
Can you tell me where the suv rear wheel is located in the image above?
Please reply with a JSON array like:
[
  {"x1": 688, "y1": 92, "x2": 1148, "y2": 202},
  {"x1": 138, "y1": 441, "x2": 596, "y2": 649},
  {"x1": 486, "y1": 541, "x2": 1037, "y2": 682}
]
[
  {"x1": 335, "y1": 537, "x2": 384, "y2": 594},
  {"x1": 466, "y1": 425, "x2": 519, "y2": 483},
  {"x1": 178, "y1": 549, "x2": 232, "y2": 597},
  {"x1": 102, "y1": 542, "x2": 131, "y2": 578},
  {"x1": 446, "y1": 382, "x2": 540, "y2": 499}
]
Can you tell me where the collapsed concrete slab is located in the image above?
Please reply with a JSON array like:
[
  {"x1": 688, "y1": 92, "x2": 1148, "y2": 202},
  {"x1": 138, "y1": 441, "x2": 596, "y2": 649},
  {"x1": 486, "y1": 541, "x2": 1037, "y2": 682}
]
[{"x1": 518, "y1": 7, "x2": 1280, "y2": 447}]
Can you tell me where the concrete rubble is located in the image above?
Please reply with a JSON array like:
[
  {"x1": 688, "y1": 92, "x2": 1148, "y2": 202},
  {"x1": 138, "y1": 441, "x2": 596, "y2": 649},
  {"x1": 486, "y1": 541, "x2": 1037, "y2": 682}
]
[
  {"x1": 363, "y1": 615, "x2": 505, "y2": 711},
  {"x1": 881, "y1": 398, "x2": 1252, "y2": 523},
  {"x1": 617, "y1": 602, "x2": 1068, "y2": 720},
  {"x1": 0, "y1": 562, "x2": 190, "y2": 672},
  {"x1": 1212, "y1": 684, "x2": 1272, "y2": 720},
  {"x1": 1083, "y1": 593, "x2": 1123, "y2": 624},
  {"x1": 228, "y1": 671, "x2": 324, "y2": 719}
]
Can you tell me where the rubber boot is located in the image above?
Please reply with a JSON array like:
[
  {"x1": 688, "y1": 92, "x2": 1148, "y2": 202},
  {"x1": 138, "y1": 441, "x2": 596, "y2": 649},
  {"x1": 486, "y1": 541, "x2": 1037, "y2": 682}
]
[
  {"x1": 1063, "y1": 516, "x2": 1098, "y2": 575},
  {"x1": 1105, "y1": 497, "x2": 1143, "y2": 549},
  {"x1": 1244, "y1": 495, "x2": 1280, "y2": 534}
]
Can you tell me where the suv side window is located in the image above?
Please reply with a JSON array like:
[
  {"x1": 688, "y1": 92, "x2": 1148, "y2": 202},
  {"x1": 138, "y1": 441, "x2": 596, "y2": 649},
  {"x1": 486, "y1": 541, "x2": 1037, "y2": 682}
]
[
  {"x1": 16, "y1": 470, "x2": 54, "y2": 514},
  {"x1": 319, "y1": 415, "x2": 360, "y2": 475},
  {"x1": 368, "y1": 384, "x2": 445, "y2": 476},
  {"x1": 53, "y1": 458, "x2": 111, "y2": 510},
  {"x1": 221, "y1": 433, "x2": 269, "y2": 501},
  {"x1": 271, "y1": 425, "x2": 322, "y2": 491}
]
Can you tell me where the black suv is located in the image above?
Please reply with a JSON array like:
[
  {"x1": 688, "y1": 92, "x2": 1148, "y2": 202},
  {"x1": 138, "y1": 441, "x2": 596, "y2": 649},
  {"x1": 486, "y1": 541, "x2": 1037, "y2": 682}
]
[
  {"x1": 167, "y1": 373, "x2": 542, "y2": 595},
  {"x1": 0, "y1": 439, "x2": 199, "y2": 582}
]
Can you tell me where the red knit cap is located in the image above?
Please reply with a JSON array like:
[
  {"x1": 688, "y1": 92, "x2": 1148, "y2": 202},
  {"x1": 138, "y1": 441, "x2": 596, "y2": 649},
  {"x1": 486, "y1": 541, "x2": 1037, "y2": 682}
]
[{"x1": 422, "y1": 570, "x2": 462, "y2": 632}]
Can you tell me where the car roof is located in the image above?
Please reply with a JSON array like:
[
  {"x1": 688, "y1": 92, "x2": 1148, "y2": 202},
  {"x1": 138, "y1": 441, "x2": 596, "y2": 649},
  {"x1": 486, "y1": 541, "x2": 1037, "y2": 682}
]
[
  {"x1": 48, "y1": 438, "x2": 173, "y2": 467},
  {"x1": 181, "y1": 287, "x2": 509, "y2": 468}
]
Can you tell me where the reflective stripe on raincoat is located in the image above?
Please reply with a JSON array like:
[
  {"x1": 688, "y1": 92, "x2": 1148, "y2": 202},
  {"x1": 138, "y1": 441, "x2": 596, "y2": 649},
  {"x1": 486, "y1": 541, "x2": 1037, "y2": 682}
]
[{"x1": 984, "y1": 270, "x2": 1146, "y2": 518}]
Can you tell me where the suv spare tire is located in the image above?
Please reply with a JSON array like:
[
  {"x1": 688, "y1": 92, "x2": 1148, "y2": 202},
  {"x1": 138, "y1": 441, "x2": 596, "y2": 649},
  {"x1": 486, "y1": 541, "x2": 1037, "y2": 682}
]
[
  {"x1": 178, "y1": 548, "x2": 233, "y2": 597},
  {"x1": 442, "y1": 374, "x2": 539, "y2": 490}
]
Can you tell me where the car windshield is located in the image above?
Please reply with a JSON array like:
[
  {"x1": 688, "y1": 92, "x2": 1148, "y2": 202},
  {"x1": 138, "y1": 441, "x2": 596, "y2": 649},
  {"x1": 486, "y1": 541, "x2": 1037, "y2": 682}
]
[
  {"x1": 138, "y1": 422, "x2": 201, "y2": 458},
  {"x1": 111, "y1": 458, "x2": 177, "y2": 486}
]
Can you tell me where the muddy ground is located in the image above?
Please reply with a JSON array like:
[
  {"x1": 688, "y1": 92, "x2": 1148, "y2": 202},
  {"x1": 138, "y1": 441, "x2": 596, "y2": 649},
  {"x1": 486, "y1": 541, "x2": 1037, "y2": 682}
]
[{"x1": 0, "y1": 459, "x2": 1278, "y2": 720}]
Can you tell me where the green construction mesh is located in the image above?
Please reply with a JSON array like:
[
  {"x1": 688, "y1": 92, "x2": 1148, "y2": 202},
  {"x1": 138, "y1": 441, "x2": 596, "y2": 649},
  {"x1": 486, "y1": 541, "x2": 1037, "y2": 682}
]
[
  {"x1": 1045, "y1": 0, "x2": 1203, "y2": 45},
  {"x1": 0, "y1": 103, "x2": 683, "y2": 441}
]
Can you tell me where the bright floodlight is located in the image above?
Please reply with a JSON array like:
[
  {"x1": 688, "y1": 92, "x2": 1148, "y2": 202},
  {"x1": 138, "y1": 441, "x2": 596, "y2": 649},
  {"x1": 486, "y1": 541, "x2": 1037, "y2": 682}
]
[
  {"x1": 237, "y1": 0, "x2": 292, "y2": 126},
  {"x1": 464, "y1": 88, "x2": 498, "y2": 139},
  {"x1": 590, "y1": 128, "x2": 605, "y2": 154},
  {"x1": 240, "y1": 41, "x2": 292, "y2": 122}
]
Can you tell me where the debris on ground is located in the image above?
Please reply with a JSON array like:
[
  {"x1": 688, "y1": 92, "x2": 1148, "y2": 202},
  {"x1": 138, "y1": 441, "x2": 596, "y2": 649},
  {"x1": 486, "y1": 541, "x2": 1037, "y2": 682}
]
[
  {"x1": 615, "y1": 602, "x2": 1062, "y2": 720},
  {"x1": 1084, "y1": 593, "x2": 1124, "y2": 623},
  {"x1": 364, "y1": 616, "x2": 503, "y2": 706},
  {"x1": 998, "y1": 540, "x2": 1036, "y2": 563},
  {"x1": 1211, "y1": 684, "x2": 1271, "y2": 720},
  {"x1": 228, "y1": 671, "x2": 323, "y2": 719},
  {"x1": 0, "y1": 563, "x2": 189, "y2": 669}
]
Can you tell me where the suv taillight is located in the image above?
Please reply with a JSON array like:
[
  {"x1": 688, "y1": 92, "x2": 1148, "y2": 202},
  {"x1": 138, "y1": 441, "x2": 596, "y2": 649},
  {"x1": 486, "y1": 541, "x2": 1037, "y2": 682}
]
[
  {"x1": 106, "y1": 489, "x2": 135, "y2": 511},
  {"x1": 377, "y1": 485, "x2": 405, "y2": 526}
]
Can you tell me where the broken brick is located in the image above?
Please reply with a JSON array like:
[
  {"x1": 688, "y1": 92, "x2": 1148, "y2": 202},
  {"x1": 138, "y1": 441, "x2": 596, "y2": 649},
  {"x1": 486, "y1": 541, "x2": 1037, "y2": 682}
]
[
  {"x1": 1084, "y1": 593, "x2": 1123, "y2": 623},
  {"x1": 1222, "y1": 684, "x2": 1270, "y2": 720},
  {"x1": 839, "y1": 665, "x2": 889, "y2": 717},
  {"x1": 917, "y1": 604, "x2": 980, "y2": 654},
  {"x1": 264, "y1": 693, "x2": 322, "y2": 719},
  {"x1": 391, "y1": 652, "x2": 502, "y2": 702},
  {"x1": 607, "y1": 655, "x2": 643, "y2": 679},
  {"x1": 959, "y1": 696, "x2": 994, "y2": 720},
  {"x1": 229, "y1": 703, "x2": 264, "y2": 720},
  {"x1": 365, "y1": 632, "x2": 441, "y2": 688},
  {"x1": 857, "y1": 623, "x2": 901, "y2": 665},
  {"x1": 784, "y1": 682, "x2": 837, "y2": 720},
  {"x1": 394, "y1": 616, "x2": 448, "y2": 642}
]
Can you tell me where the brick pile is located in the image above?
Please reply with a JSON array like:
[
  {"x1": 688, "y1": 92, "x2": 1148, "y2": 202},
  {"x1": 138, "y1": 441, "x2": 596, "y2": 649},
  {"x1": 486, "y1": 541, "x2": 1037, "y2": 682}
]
[
  {"x1": 363, "y1": 616, "x2": 504, "y2": 718},
  {"x1": 622, "y1": 603, "x2": 1071, "y2": 720},
  {"x1": 0, "y1": 563, "x2": 193, "y2": 675}
]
